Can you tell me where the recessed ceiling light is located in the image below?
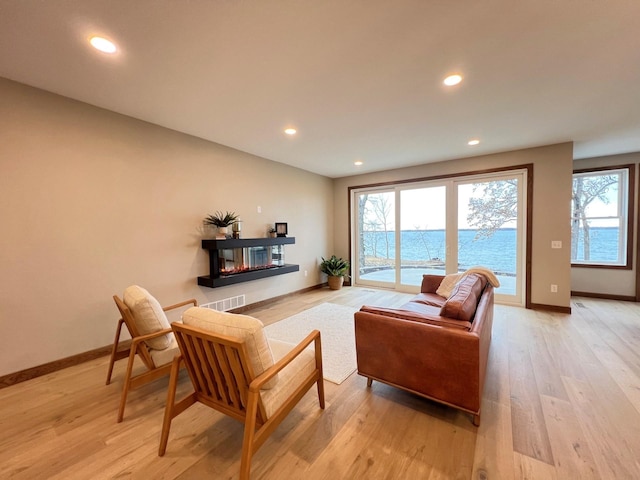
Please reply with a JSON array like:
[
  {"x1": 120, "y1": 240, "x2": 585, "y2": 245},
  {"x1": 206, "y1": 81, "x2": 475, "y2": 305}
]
[
  {"x1": 468, "y1": 139, "x2": 480, "y2": 146},
  {"x1": 354, "y1": 160, "x2": 363, "y2": 166},
  {"x1": 443, "y1": 74, "x2": 462, "y2": 86},
  {"x1": 90, "y1": 36, "x2": 117, "y2": 54},
  {"x1": 284, "y1": 128, "x2": 297, "y2": 135}
]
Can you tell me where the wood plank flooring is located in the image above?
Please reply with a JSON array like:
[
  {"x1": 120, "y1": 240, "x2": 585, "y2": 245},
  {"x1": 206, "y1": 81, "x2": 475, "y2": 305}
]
[{"x1": 1, "y1": 288, "x2": 639, "y2": 479}]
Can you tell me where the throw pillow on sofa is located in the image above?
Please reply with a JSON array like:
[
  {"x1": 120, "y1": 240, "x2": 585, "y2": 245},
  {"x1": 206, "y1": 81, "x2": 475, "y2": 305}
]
[{"x1": 435, "y1": 273, "x2": 462, "y2": 298}]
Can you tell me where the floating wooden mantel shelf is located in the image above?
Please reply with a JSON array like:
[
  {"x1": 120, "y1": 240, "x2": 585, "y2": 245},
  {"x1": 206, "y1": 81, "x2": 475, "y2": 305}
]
[{"x1": 198, "y1": 237, "x2": 299, "y2": 288}]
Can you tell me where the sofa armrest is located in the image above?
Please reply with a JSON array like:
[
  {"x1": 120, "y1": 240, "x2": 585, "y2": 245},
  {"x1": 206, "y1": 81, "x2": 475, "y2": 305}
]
[
  {"x1": 470, "y1": 285, "x2": 494, "y2": 402},
  {"x1": 420, "y1": 274, "x2": 445, "y2": 293},
  {"x1": 355, "y1": 310, "x2": 481, "y2": 412}
]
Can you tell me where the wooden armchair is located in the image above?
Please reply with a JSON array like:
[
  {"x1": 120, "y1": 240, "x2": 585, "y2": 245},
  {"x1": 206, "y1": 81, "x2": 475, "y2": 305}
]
[
  {"x1": 106, "y1": 285, "x2": 197, "y2": 422},
  {"x1": 158, "y1": 307, "x2": 324, "y2": 480}
]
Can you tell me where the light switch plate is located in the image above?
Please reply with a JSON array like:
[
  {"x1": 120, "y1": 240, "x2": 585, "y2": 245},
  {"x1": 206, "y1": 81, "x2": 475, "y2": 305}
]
[{"x1": 551, "y1": 241, "x2": 562, "y2": 249}]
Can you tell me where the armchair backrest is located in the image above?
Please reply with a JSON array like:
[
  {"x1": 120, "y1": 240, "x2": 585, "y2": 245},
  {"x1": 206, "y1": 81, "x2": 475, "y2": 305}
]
[
  {"x1": 171, "y1": 321, "x2": 269, "y2": 425},
  {"x1": 181, "y1": 307, "x2": 278, "y2": 389},
  {"x1": 112, "y1": 294, "x2": 156, "y2": 370},
  {"x1": 122, "y1": 285, "x2": 173, "y2": 350}
]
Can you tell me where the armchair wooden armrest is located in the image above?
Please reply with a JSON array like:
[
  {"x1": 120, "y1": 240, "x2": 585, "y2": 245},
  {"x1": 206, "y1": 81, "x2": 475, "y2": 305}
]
[
  {"x1": 249, "y1": 330, "x2": 322, "y2": 392},
  {"x1": 162, "y1": 298, "x2": 197, "y2": 312},
  {"x1": 129, "y1": 327, "x2": 173, "y2": 347}
]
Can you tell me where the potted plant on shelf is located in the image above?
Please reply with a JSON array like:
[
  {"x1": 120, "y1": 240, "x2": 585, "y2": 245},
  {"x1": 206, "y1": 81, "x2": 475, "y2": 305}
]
[
  {"x1": 204, "y1": 211, "x2": 239, "y2": 236},
  {"x1": 320, "y1": 255, "x2": 350, "y2": 290},
  {"x1": 268, "y1": 226, "x2": 277, "y2": 238}
]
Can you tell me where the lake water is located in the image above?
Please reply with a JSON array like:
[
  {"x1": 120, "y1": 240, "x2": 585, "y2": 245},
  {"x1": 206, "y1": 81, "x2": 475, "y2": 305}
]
[
  {"x1": 362, "y1": 227, "x2": 620, "y2": 275},
  {"x1": 362, "y1": 228, "x2": 517, "y2": 274}
]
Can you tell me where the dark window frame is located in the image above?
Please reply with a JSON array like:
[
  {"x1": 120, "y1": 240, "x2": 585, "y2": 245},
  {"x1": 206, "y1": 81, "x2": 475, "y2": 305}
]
[{"x1": 571, "y1": 164, "x2": 635, "y2": 270}]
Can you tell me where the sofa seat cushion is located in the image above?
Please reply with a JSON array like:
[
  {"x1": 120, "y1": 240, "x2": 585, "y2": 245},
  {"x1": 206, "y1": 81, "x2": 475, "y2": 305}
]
[
  {"x1": 359, "y1": 305, "x2": 472, "y2": 331},
  {"x1": 440, "y1": 273, "x2": 487, "y2": 322},
  {"x1": 410, "y1": 292, "x2": 446, "y2": 308}
]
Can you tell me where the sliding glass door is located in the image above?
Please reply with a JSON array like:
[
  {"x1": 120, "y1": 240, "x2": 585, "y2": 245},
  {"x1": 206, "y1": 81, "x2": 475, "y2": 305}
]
[
  {"x1": 399, "y1": 186, "x2": 447, "y2": 285},
  {"x1": 457, "y1": 176, "x2": 522, "y2": 301},
  {"x1": 352, "y1": 170, "x2": 526, "y2": 305},
  {"x1": 355, "y1": 190, "x2": 396, "y2": 287}
]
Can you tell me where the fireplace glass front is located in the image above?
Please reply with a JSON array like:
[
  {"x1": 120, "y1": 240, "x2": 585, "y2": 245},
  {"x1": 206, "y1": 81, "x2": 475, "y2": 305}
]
[{"x1": 218, "y1": 244, "x2": 285, "y2": 277}]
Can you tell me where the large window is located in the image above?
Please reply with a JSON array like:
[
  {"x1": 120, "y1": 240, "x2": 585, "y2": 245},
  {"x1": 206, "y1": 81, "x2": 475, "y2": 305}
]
[
  {"x1": 352, "y1": 169, "x2": 527, "y2": 305},
  {"x1": 571, "y1": 165, "x2": 634, "y2": 268}
]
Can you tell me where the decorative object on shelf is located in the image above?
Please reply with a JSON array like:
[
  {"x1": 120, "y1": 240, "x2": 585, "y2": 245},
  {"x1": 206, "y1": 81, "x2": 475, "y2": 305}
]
[
  {"x1": 268, "y1": 226, "x2": 277, "y2": 238},
  {"x1": 275, "y1": 222, "x2": 288, "y2": 237},
  {"x1": 320, "y1": 255, "x2": 350, "y2": 290},
  {"x1": 232, "y1": 218, "x2": 242, "y2": 239},
  {"x1": 201, "y1": 222, "x2": 218, "y2": 239},
  {"x1": 204, "y1": 211, "x2": 239, "y2": 236}
]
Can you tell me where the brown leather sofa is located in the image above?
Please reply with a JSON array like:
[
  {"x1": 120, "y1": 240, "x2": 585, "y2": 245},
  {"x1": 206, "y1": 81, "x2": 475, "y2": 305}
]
[{"x1": 354, "y1": 273, "x2": 494, "y2": 425}]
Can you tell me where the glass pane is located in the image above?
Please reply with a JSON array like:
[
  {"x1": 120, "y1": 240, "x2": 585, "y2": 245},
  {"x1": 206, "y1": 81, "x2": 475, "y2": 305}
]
[
  {"x1": 458, "y1": 179, "x2": 518, "y2": 295},
  {"x1": 357, "y1": 191, "x2": 396, "y2": 283},
  {"x1": 399, "y1": 186, "x2": 446, "y2": 286},
  {"x1": 572, "y1": 173, "x2": 620, "y2": 219},
  {"x1": 571, "y1": 170, "x2": 625, "y2": 265},
  {"x1": 571, "y1": 218, "x2": 621, "y2": 263}
]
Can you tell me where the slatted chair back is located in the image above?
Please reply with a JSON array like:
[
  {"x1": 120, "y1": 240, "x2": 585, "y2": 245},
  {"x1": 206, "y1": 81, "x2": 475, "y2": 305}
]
[{"x1": 172, "y1": 322, "x2": 268, "y2": 425}]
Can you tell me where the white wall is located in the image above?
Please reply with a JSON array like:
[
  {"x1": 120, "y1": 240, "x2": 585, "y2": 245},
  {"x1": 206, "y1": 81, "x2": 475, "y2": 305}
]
[
  {"x1": 332, "y1": 143, "x2": 574, "y2": 309},
  {"x1": 571, "y1": 152, "x2": 639, "y2": 297},
  {"x1": 0, "y1": 78, "x2": 334, "y2": 376}
]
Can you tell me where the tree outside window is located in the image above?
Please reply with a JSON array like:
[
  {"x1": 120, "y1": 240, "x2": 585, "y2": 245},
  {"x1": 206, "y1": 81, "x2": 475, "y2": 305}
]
[{"x1": 571, "y1": 167, "x2": 632, "y2": 267}]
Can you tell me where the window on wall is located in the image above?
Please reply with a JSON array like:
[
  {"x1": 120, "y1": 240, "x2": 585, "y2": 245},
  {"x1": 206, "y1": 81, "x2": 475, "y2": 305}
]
[
  {"x1": 571, "y1": 165, "x2": 634, "y2": 268},
  {"x1": 352, "y1": 169, "x2": 528, "y2": 305}
]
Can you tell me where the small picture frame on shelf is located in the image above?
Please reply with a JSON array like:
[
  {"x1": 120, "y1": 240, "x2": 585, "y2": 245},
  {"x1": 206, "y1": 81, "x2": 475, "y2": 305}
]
[{"x1": 275, "y1": 222, "x2": 288, "y2": 237}]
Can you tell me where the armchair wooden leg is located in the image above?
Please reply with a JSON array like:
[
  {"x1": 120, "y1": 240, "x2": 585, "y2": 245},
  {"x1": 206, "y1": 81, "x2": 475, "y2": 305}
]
[
  {"x1": 240, "y1": 390, "x2": 260, "y2": 480},
  {"x1": 117, "y1": 344, "x2": 138, "y2": 423},
  {"x1": 314, "y1": 335, "x2": 325, "y2": 409},
  {"x1": 159, "y1": 356, "x2": 183, "y2": 456},
  {"x1": 317, "y1": 377, "x2": 325, "y2": 409},
  {"x1": 106, "y1": 319, "x2": 125, "y2": 385},
  {"x1": 367, "y1": 377, "x2": 373, "y2": 388}
]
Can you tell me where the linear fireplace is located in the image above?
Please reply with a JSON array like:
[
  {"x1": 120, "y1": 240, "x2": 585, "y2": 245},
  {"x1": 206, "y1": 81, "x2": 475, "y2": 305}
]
[{"x1": 198, "y1": 237, "x2": 299, "y2": 288}]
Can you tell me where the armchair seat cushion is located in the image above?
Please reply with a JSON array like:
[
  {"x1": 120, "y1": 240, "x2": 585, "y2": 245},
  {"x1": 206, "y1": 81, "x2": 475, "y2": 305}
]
[
  {"x1": 123, "y1": 285, "x2": 173, "y2": 350},
  {"x1": 149, "y1": 337, "x2": 180, "y2": 367},
  {"x1": 261, "y1": 339, "x2": 316, "y2": 417},
  {"x1": 182, "y1": 307, "x2": 279, "y2": 389}
]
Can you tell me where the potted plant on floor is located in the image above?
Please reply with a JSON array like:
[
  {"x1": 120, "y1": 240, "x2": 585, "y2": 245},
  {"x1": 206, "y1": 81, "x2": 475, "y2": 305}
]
[
  {"x1": 204, "y1": 211, "x2": 239, "y2": 236},
  {"x1": 320, "y1": 255, "x2": 350, "y2": 290}
]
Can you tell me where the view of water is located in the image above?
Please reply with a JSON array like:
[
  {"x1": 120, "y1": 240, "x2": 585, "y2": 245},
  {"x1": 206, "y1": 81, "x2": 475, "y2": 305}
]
[
  {"x1": 362, "y1": 228, "x2": 517, "y2": 274},
  {"x1": 573, "y1": 227, "x2": 620, "y2": 262},
  {"x1": 362, "y1": 227, "x2": 620, "y2": 274}
]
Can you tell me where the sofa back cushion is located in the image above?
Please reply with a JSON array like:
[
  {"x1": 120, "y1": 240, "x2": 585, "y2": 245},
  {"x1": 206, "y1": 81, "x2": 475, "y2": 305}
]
[{"x1": 440, "y1": 273, "x2": 487, "y2": 322}]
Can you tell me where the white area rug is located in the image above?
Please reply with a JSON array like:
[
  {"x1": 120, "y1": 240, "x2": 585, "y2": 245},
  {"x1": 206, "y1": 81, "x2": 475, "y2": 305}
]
[{"x1": 264, "y1": 303, "x2": 359, "y2": 385}]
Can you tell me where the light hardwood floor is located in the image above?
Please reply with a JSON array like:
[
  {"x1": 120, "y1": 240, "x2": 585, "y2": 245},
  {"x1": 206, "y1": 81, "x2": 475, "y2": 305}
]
[{"x1": 1, "y1": 287, "x2": 640, "y2": 479}]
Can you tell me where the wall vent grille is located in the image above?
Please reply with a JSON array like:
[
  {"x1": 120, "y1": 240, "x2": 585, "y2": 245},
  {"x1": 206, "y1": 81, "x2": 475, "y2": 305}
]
[{"x1": 200, "y1": 294, "x2": 246, "y2": 312}]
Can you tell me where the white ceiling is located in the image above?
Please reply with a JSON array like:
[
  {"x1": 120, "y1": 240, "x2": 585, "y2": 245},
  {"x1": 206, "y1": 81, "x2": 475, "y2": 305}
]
[{"x1": 2, "y1": 1, "x2": 640, "y2": 178}]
